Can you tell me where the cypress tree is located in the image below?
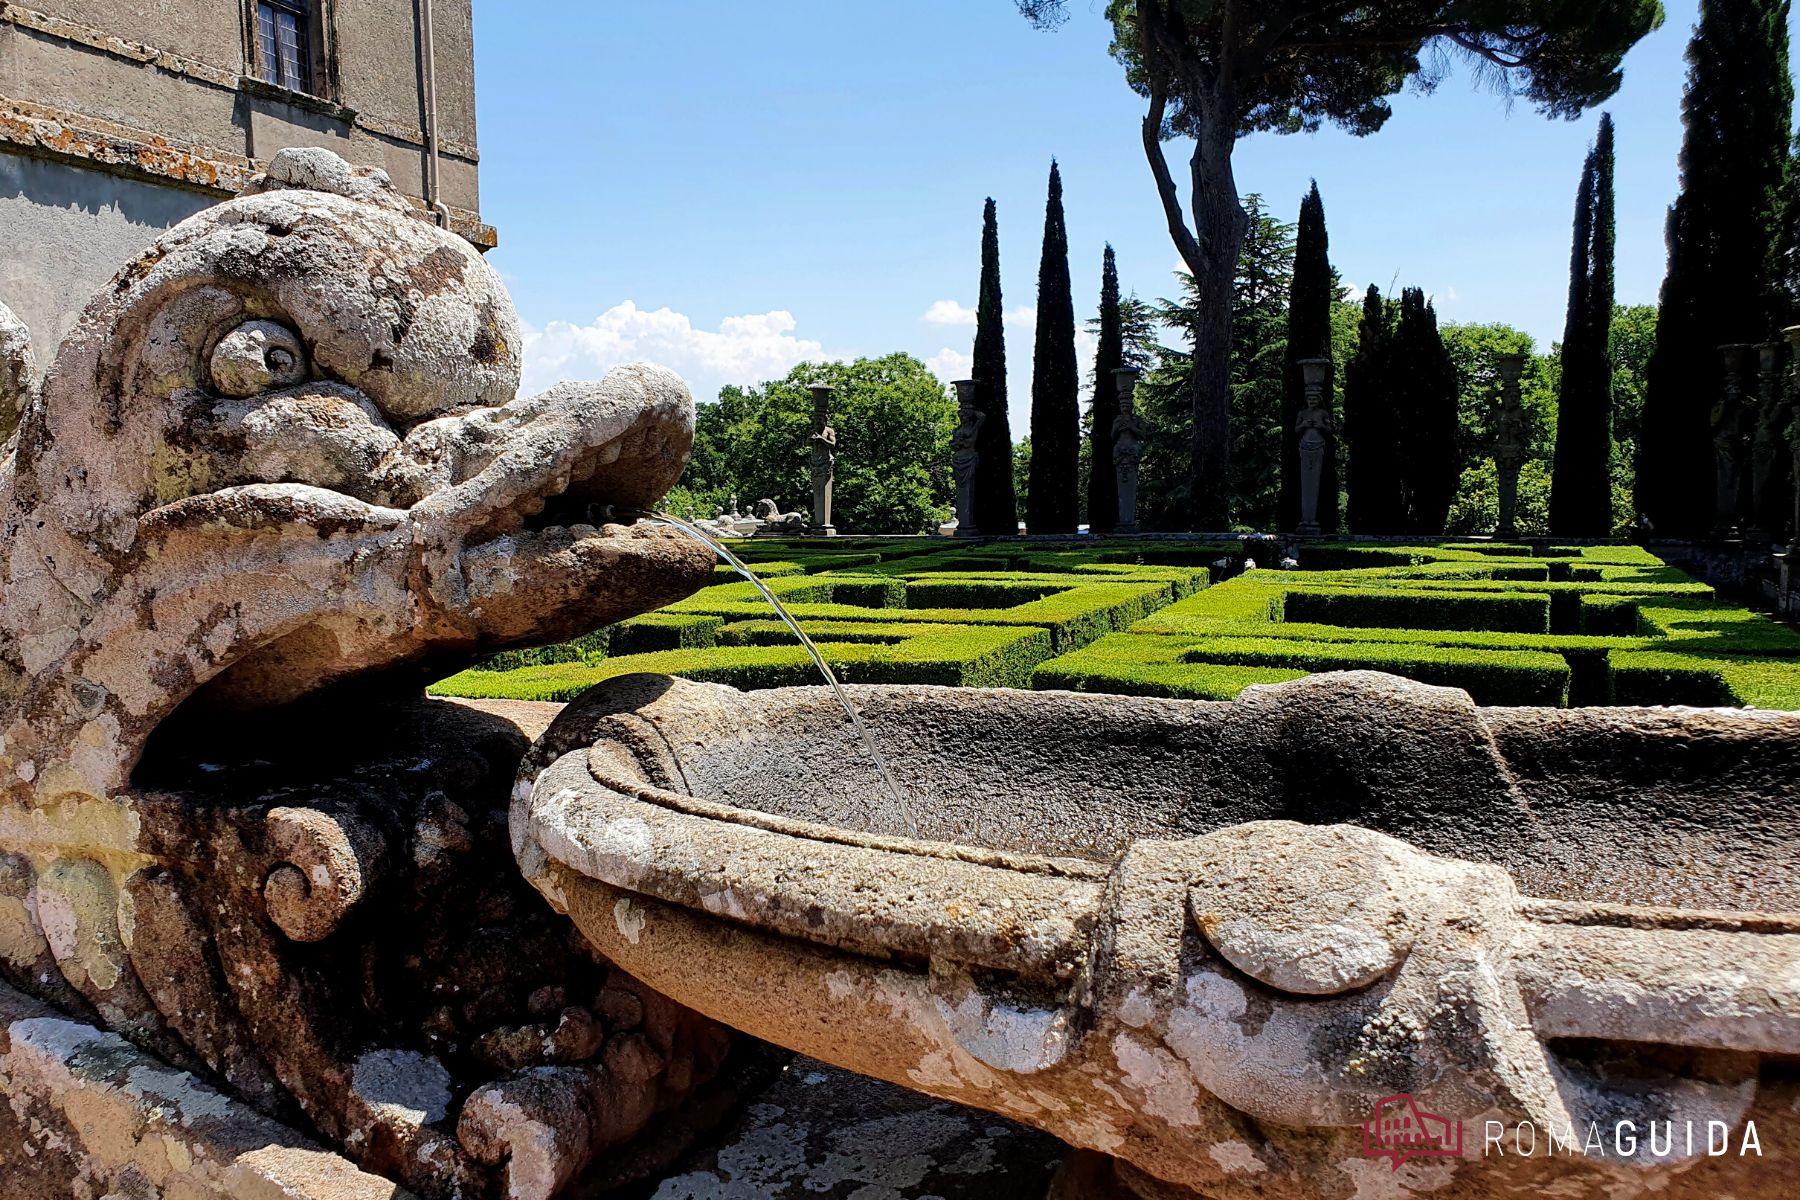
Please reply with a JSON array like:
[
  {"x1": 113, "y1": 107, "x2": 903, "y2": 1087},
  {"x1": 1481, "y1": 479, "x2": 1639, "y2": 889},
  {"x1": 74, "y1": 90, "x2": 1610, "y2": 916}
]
[
  {"x1": 1636, "y1": 0, "x2": 1794, "y2": 536},
  {"x1": 1551, "y1": 114, "x2": 1618, "y2": 537},
  {"x1": 1027, "y1": 161, "x2": 1081, "y2": 535},
  {"x1": 1281, "y1": 182, "x2": 1335, "y2": 532},
  {"x1": 1088, "y1": 244, "x2": 1122, "y2": 534},
  {"x1": 1344, "y1": 286, "x2": 1404, "y2": 534},
  {"x1": 971, "y1": 198, "x2": 1017, "y2": 536},
  {"x1": 1394, "y1": 288, "x2": 1459, "y2": 535}
]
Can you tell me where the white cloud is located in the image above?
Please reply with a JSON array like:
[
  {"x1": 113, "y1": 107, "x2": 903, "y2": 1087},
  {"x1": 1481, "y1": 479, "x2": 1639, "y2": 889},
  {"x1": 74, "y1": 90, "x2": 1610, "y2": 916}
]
[
  {"x1": 922, "y1": 301, "x2": 1036, "y2": 331},
  {"x1": 922, "y1": 299, "x2": 977, "y2": 327},
  {"x1": 520, "y1": 301, "x2": 830, "y2": 404},
  {"x1": 926, "y1": 347, "x2": 973, "y2": 384}
]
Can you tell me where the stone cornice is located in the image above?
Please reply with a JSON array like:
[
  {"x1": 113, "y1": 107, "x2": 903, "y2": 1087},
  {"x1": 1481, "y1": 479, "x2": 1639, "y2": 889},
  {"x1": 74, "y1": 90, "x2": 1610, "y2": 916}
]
[
  {"x1": 0, "y1": 95, "x2": 496, "y2": 249},
  {"x1": 0, "y1": 2, "x2": 480, "y2": 162}
]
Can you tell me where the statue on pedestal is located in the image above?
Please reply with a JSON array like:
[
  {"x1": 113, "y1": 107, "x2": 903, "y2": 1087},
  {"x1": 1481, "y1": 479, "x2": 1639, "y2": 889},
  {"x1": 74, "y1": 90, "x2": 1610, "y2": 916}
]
[
  {"x1": 951, "y1": 380, "x2": 984, "y2": 537},
  {"x1": 1294, "y1": 358, "x2": 1333, "y2": 536},
  {"x1": 1111, "y1": 367, "x2": 1147, "y2": 535},
  {"x1": 807, "y1": 383, "x2": 837, "y2": 536},
  {"x1": 753, "y1": 498, "x2": 809, "y2": 536},
  {"x1": 1788, "y1": 327, "x2": 1800, "y2": 544},
  {"x1": 1493, "y1": 353, "x2": 1528, "y2": 539},
  {"x1": 1714, "y1": 344, "x2": 1755, "y2": 539},
  {"x1": 1749, "y1": 342, "x2": 1789, "y2": 543}
]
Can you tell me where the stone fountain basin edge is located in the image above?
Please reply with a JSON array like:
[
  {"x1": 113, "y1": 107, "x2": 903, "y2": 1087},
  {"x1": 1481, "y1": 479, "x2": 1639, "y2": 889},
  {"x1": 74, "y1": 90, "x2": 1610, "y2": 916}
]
[{"x1": 510, "y1": 671, "x2": 1800, "y2": 1200}]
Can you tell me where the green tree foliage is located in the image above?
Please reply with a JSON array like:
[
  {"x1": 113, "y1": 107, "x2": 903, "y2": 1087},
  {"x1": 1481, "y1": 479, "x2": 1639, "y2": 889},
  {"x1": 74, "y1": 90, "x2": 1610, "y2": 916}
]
[
  {"x1": 1609, "y1": 304, "x2": 1657, "y2": 461},
  {"x1": 1608, "y1": 304, "x2": 1658, "y2": 531},
  {"x1": 680, "y1": 355, "x2": 956, "y2": 534},
  {"x1": 1551, "y1": 114, "x2": 1617, "y2": 537},
  {"x1": 1018, "y1": 0, "x2": 1663, "y2": 531},
  {"x1": 1344, "y1": 287, "x2": 1403, "y2": 533},
  {"x1": 1395, "y1": 288, "x2": 1461, "y2": 534},
  {"x1": 1226, "y1": 197, "x2": 1294, "y2": 529},
  {"x1": 1143, "y1": 196, "x2": 1293, "y2": 531},
  {"x1": 1088, "y1": 245, "x2": 1124, "y2": 533},
  {"x1": 1128, "y1": 354, "x2": 1195, "y2": 531},
  {"x1": 1442, "y1": 324, "x2": 1558, "y2": 536},
  {"x1": 1341, "y1": 287, "x2": 1459, "y2": 535},
  {"x1": 1282, "y1": 182, "x2": 1336, "y2": 532},
  {"x1": 1012, "y1": 438, "x2": 1033, "y2": 521},
  {"x1": 1028, "y1": 162, "x2": 1082, "y2": 534},
  {"x1": 1444, "y1": 325, "x2": 1558, "y2": 476},
  {"x1": 1441, "y1": 314, "x2": 1653, "y2": 540},
  {"x1": 1117, "y1": 293, "x2": 1160, "y2": 370},
  {"x1": 972, "y1": 199, "x2": 1018, "y2": 536},
  {"x1": 1637, "y1": 0, "x2": 1793, "y2": 535}
]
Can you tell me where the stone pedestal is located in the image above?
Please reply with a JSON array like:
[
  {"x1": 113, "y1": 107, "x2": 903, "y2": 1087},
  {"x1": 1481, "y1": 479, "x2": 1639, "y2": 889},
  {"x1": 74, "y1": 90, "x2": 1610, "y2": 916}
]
[
  {"x1": 1110, "y1": 367, "x2": 1146, "y2": 535},
  {"x1": 1294, "y1": 358, "x2": 1333, "y2": 536},
  {"x1": 807, "y1": 383, "x2": 838, "y2": 537},
  {"x1": 951, "y1": 379, "x2": 983, "y2": 538},
  {"x1": 1493, "y1": 353, "x2": 1527, "y2": 540}
]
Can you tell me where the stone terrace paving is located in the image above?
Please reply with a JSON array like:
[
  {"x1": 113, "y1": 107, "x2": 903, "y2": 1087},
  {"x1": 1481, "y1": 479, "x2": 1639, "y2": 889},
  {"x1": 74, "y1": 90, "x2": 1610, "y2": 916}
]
[{"x1": 433, "y1": 539, "x2": 1800, "y2": 711}]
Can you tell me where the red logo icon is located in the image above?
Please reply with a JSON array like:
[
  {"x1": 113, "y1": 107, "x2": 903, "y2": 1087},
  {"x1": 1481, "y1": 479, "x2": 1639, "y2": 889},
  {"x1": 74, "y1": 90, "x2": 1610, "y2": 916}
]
[{"x1": 1363, "y1": 1094, "x2": 1464, "y2": 1169}]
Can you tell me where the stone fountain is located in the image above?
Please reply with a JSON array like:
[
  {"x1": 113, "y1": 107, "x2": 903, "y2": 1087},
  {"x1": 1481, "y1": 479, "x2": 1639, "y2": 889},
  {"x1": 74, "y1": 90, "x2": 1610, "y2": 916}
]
[
  {"x1": 517, "y1": 672, "x2": 1799, "y2": 1199},
  {"x1": 1, "y1": 144, "x2": 1795, "y2": 1200}
]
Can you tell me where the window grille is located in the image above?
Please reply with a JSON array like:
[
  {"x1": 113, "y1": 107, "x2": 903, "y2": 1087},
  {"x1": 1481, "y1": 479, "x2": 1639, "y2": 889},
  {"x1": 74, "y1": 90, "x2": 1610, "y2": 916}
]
[{"x1": 257, "y1": 0, "x2": 315, "y2": 94}]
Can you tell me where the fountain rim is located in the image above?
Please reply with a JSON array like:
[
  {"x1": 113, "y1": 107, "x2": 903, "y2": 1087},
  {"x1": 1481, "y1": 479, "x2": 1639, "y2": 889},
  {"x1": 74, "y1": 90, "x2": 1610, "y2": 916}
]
[
  {"x1": 521, "y1": 673, "x2": 1800, "y2": 1011},
  {"x1": 523, "y1": 731, "x2": 1113, "y2": 980},
  {"x1": 582, "y1": 752, "x2": 1114, "y2": 881}
]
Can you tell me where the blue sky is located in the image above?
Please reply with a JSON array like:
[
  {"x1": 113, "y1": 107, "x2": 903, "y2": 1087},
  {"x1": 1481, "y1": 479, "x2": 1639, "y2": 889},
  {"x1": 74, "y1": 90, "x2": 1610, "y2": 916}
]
[{"x1": 473, "y1": 2, "x2": 1791, "y2": 434}]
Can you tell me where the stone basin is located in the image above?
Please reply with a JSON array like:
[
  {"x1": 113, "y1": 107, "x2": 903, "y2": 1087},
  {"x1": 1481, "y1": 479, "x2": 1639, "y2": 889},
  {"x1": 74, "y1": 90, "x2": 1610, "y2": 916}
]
[{"x1": 514, "y1": 670, "x2": 1800, "y2": 1198}]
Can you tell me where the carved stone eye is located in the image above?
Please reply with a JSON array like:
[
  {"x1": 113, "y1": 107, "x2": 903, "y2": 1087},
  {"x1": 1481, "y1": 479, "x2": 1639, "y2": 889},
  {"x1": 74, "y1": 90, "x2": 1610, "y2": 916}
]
[{"x1": 209, "y1": 320, "x2": 309, "y2": 397}]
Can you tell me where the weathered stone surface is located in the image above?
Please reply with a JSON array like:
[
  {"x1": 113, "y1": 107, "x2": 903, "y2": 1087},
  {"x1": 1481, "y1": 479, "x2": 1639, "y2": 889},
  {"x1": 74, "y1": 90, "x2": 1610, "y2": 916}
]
[
  {"x1": 0, "y1": 976, "x2": 408, "y2": 1199},
  {"x1": 0, "y1": 150, "x2": 725, "y2": 1197},
  {"x1": 0, "y1": 298, "x2": 33, "y2": 441},
  {"x1": 520, "y1": 672, "x2": 1800, "y2": 1199},
  {"x1": 648, "y1": 1057, "x2": 1064, "y2": 1199}
]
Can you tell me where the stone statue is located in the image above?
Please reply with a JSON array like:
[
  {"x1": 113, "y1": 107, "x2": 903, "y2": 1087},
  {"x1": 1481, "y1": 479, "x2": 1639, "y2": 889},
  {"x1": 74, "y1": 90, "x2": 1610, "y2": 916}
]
[
  {"x1": 807, "y1": 383, "x2": 838, "y2": 536},
  {"x1": 1293, "y1": 358, "x2": 1333, "y2": 535},
  {"x1": 1749, "y1": 341, "x2": 1790, "y2": 542},
  {"x1": 0, "y1": 149, "x2": 730, "y2": 1199},
  {"x1": 1493, "y1": 352, "x2": 1528, "y2": 539},
  {"x1": 950, "y1": 379, "x2": 984, "y2": 537},
  {"x1": 1715, "y1": 344, "x2": 1755, "y2": 538},
  {"x1": 1111, "y1": 367, "x2": 1147, "y2": 535},
  {"x1": 1788, "y1": 327, "x2": 1800, "y2": 544},
  {"x1": 753, "y1": 497, "x2": 809, "y2": 534}
]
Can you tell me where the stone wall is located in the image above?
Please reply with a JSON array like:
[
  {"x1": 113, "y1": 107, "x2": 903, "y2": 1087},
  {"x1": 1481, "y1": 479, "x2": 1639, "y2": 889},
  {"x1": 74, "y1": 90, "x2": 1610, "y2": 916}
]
[
  {"x1": 1, "y1": 0, "x2": 490, "y2": 358},
  {"x1": 0, "y1": 155, "x2": 211, "y2": 358}
]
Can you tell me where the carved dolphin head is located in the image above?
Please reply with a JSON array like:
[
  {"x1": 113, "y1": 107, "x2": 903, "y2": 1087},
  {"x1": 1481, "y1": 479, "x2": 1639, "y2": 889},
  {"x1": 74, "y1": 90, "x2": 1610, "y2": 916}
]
[{"x1": 0, "y1": 148, "x2": 713, "y2": 791}]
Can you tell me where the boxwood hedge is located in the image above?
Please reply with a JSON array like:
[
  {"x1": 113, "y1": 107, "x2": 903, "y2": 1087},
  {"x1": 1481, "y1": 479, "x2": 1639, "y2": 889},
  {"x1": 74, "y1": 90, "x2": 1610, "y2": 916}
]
[
  {"x1": 447, "y1": 540, "x2": 1800, "y2": 712},
  {"x1": 432, "y1": 622, "x2": 1056, "y2": 700}
]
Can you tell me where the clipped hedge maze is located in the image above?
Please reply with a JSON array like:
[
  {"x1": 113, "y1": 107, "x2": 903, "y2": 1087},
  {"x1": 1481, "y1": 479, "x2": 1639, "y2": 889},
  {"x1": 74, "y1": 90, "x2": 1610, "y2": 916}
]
[
  {"x1": 428, "y1": 539, "x2": 1800, "y2": 710},
  {"x1": 432, "y1": 536, "x2": 1217, "y2": 701},
  {"x1": 1036, "y1": 544, "x2": 1800, "y2": 709}
]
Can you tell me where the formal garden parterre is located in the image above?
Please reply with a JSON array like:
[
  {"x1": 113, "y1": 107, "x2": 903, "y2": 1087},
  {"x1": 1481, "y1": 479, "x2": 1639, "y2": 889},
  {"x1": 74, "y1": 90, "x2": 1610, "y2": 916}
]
[{"x1": 432, "y1": 538, "x2": 1800, "y2": 710}]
